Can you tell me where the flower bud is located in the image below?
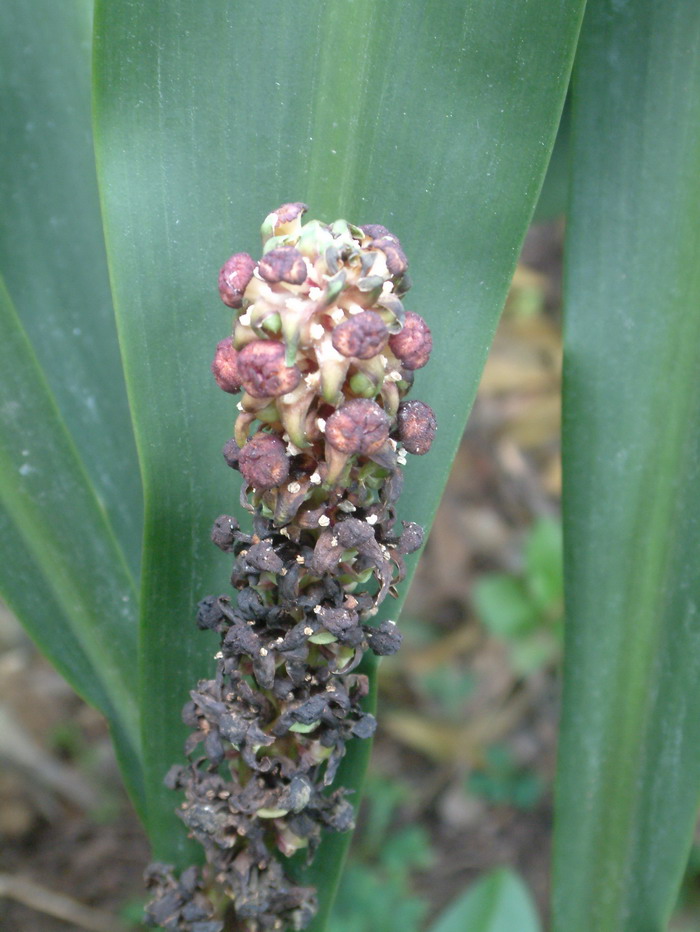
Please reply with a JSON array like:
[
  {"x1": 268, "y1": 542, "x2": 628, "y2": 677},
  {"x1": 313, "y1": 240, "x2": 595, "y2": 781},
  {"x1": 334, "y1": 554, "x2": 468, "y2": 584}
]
[
  {"x1": 211, "y1": 337, "x2": 242, "y2": 393},
  {"x1": 331, "y1": 311, "x2": 389, "y2": 360},
  {"x1": 325, "y1": 399, "x2": 390, "y2": 455},
  {"x1": 238, "y1": 339, "x2": 302, "y2": 398},
  {"x1": 222, "y1": 438, "x2": 241, "y2": 469},
  {"x1": 396, "y1": 400, "x2": 437, "y2": 455},
  {"x1": 370, "y1": 235, "x2": 408, "y2": 278},
  {"x1": 388, "y1": 311, "x2": 432, "y2": 370},
  {"x1": 261, "y1": 202, "x2": 308, "y2": 241},
  {"x1": 238, "y1": 433, "x2": 290, "y2": 490},
  {"x1": 258, "y1": 246, "x2": 308, "y2": 285},
  {"x1": 218, "y1": 252, "x2": 256, "y2": 308}
]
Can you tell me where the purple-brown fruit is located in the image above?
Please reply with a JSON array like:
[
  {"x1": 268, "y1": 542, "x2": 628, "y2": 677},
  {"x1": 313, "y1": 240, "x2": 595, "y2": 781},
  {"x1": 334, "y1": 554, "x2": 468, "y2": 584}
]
[
  {"x1": 396, "y1": 400, "x2": 437, "y2": 455},
  {"x1": 237, "y1": 340, "x2": 302, "y2": 398},
  {"x1": 218, "y1": 252, "x2": 256, "y2": 308},
  {"x1": 238, "y1": 433, "x2": 290, "y2": 490},
  {"x1": 325, "y1": 399, "x2": 390, "y2": 455},
  {"x1": 258, "y1": 246, "x2": 307, "y2": 285},
  {"x1": 388, "y1": 311, "x2": 432, "y2": 370},
  {"x1": 331, "y1": 311, "x2": 389, "y2": 360},
  {"x1": 211, "y1": 337, "x2": 242, "y2": 393}
]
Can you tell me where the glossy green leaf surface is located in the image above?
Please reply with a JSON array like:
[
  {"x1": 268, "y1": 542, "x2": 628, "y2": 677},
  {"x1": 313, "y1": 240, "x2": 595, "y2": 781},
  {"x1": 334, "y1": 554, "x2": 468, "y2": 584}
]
[
  {"x1": 553, "y1": 3, "x2": 700, "y2": 930},
  {"x1": 0, "y1": 276, "x2": 144, "y2": 814},
  {"x1": 92, "y1": 0, "x2": 583, "y2": 895},
  {"x1": 0, "y1": 0, "x2": 142, "y2": 575},
  {"x1": 427, "y1": 868, "x2": 541, "y2": 932}
]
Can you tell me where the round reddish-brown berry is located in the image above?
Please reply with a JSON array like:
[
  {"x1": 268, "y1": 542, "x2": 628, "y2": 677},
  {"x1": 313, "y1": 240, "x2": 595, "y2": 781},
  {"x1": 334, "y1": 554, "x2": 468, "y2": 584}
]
[
  {"x1": 218, "y1": 252, "x2": 255, "y2": 308},
  {"x1": 326, "y1": 399, "x2": 390, "y2": 455},
  {"x1": 397, "y1": 400, "x2": 437, "y2": 455},
  {"x1": 388, "y1": 312, "x2": 432, "y2": 370},
  {"x1": 237, "y1": 340, "x2": 301, "y2": 398},
  {"x1": 211, "y1": 337, "x2": 242, "y2": 393},
  {"x1": 331, "y1": 311, "x2": 389, "y2": 360},
  {"x1": 238, "y1": 433, "x2": 289, "y2": 490},
  {"x1": 258, "y1": 246, "x2": 307, "y2": 285}
]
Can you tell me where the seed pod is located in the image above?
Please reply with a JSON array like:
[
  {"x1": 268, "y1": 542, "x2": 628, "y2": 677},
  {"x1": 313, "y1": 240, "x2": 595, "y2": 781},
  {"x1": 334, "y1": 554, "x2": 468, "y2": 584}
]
[
  {"x1": 258, "y1": 246, "x2": 307, "y2": 285},
  {"x1": 396, "y1": 399, "x2": 437, "y2": 455},
  {"x1": 238, "y1": 433, "x2": 290, "y2": 490},
  {"x1": 325, "y1": 399, "x2": 390, "y2": 455},
  {"x1": 331, "y1": 311, "x2": 389, "y2": 360},
  {"x1": 238, "y1": 339, "x2": 302, "y2": 398},
  {"x1": 218, "y1": 253, "x2": 256, "y2": 308},
  {"x1": 211, "y1": 337, "x2": 242, "y2": 393},
  {"x1": 388, "y1": 311, "x2": 432, "y2": 370}
]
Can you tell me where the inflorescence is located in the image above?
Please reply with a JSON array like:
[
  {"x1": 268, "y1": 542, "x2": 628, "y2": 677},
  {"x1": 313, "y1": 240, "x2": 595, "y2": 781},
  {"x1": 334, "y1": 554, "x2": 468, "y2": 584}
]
[{"x1": 145, "y1": 204, "x2": 436, "y2": 932}]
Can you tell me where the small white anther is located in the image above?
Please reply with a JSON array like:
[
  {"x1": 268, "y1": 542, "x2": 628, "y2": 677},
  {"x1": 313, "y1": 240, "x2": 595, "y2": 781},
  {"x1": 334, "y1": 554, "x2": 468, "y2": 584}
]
[
  {"x1": 331, "y1": 537, "x2": 339, "y2": 546},
  {"x1": 318, "y1": 514, "x2": 331, "y2": 527},
  {"x1": 310, "y1": 322, "x2": 325, "y2": 340},
  {"x1": 316, "y1": 417, "x2": 326, "y2": 433},
  {"x1": 365, "y1": 514, "x2": 378, "y2": 526},
  {"x1": 215, "y1": 651, "x2": 223, "y2": 660},
  {"x1": 387, "y1": 619, "x2": 396, "y2": 626},
  {"x1": 236, "y1": 401, "x2": 244, "y2": 411},
  {"x1": 309, "y1": 471, "x2": 322, "y2": 485},
  {"x1": 313, "y1": 606, "x2": 322, "y2": 614},
  {"x1": 309, "y1": 286, "x2": 323, "y2": 301},
  {"x1": 288, "y1": 481, "x2": 301, "y2": 494},
  {"x1": 330, "y1": 308, "x2": 346, "y2": 324},
  {"x1": 238, "y1": 311, "x2": 252, "y2": 326},
  {"x1": 260, "y1": 647, "x2": 268, "y2": 657},
  {"x1": 287, "y1": 442, "x2": 302, "y2": 456},
  {"x1": 388, "y1": 370, "x2": 402, "y2": 382},
  {"x1": 303, "y1": 626, "x2": 314, "y2": 636},
  {"x1": 296, "y1": 554, "x2": 305, "y2": 564}
]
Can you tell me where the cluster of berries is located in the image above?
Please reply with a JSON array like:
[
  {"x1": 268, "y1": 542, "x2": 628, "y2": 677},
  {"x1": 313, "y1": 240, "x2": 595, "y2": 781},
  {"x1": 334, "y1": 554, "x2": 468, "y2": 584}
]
[{"x1": 145, "y1": 204, "x2": 436, "y2": 931}]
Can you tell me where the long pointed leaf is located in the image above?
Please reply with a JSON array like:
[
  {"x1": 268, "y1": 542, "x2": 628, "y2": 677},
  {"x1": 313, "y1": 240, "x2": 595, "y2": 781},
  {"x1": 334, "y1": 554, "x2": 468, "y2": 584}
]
[
  {"x1": 92, "y1": 0, "x2": 584, "y2": 893},
  {"x1": 427, "y1": 868, "x2": 541, "y2": 932},
  {"x1": 0, "y1": 0, "x2": 142, "y2": 574},
  {"x1": 554, "y1": 3, "x2": 700, "y2": 929},
  {"x1": 0, "y1": 276, "x2": 143, "y2": 812}
]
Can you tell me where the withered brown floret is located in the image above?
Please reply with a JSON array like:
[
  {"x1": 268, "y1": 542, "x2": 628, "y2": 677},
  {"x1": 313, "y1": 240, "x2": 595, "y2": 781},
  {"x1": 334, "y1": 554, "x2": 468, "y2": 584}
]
[
  {"x1": 371, "y1": 235, "x2": 408, "y2": 277},
  {"x1": 238, "y1": 433, "x2": 290, "y2": 489},
  {"x1": 388, "y1": 311, "x2": 432, "y2": 370},
  {"x1": 396, "y1": 399, "x2": 437, "y2": 455},
  {"x1": 359, "y1": 224, "x2": 392, "y2": 240},
  {"x1": 325, "y1": 399, "x2": 390, "y2": 455},
  {"x1": 221, "y1": 438, "x2": 241, "y2": 469},
  {"x1": 331, "y1": 310, "x2": 389, "y2": 360},
  {"x1": 218, "y1": 252, "x2": 256, "y2": 308},
  {"x1": 237, "y1": 339, "x2": 302, "y2": 398},
  {"x1": 211, "y1": 337, "x2": 242, "y2": 393},
  {"x1": 258, "y1": 246, "x2": 307, "y2": 285}
]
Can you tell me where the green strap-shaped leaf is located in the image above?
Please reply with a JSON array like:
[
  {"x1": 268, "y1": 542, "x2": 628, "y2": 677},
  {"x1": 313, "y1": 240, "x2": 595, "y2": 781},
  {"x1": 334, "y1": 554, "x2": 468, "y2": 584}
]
[
  {"x1": 553, "y1": 3, "x2": 700, "y2": 930},
  {"x1": 0, "y1": 0, "x2": 142, "y2": 575},
  {"x1": 92, "y1": 0, "x2": 584, "y2": 892},
  {"x1": 427, "y1": 868, "x2": 541, "y2": 932},
  {"x1": 0, "y1": 276, "x2": 143, "y2": 814}
]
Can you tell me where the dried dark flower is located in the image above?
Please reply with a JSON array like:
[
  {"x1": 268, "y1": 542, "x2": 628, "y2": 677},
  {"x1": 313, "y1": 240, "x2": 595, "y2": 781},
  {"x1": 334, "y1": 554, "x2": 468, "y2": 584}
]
[
  {"x1": 331, "y1": 310, "x2": 389, "y2": 359},
  {"x1": 396, "y1": 399, "x2": 437, "y2": 455},
  {"x1": 237, "y1": 340, "x2": 302, "y2": 398},
  {"x1": 218, "y1": 253, "x2": 256, "y2": 308},
  {"x1": 388, "y1": 311, "x2": 432, "y2": 369}
]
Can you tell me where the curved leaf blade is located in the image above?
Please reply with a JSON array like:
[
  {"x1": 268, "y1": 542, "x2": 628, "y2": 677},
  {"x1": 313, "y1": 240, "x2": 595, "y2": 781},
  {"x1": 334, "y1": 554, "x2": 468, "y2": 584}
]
[
  {"x1": 554, "y1": 3, "x2": 700, "y2": 929},
  {"x1": 92, "y1": 0, "x2": 584, "y2": 896},
  {"x1": 0, "y1": 0, "x2": 142, "y2": 574},
  {"x1": 0, "y1": 276, "x2": 143, "y2": 810}
]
